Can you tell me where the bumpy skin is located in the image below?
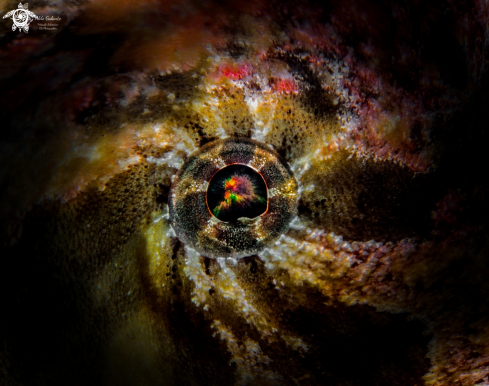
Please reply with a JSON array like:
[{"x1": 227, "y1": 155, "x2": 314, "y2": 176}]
[
  {"x1": 169, "y1": 138, "x2": 298, "y2": 259},
  {"x1": 1, "y1": 1, "x2": 489, "y2": 386}
]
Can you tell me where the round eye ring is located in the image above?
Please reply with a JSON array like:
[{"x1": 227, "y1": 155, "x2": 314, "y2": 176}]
[{"x1": 168, "y1": 138, "x2": 298, "y2": 259}]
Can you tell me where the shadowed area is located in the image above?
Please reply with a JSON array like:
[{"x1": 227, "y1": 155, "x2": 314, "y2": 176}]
[
  {"x1": 0, "y1": 161, "x2": 432, "y2": 386},
  {"x1": 298, "y1": 151, "x2": 444, "y2": 242}
]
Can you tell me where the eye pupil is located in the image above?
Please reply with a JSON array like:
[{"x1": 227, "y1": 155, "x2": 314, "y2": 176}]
[{"x1": 207, "y1": 164, "x2": 268, "y2": 222}]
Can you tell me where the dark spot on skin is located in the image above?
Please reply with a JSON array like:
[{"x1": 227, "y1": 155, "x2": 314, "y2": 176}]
[
  {"x1": 155, "y1": 183, "x2": 170, "y2": 204},
  {"x1": 298, "y1": 203, "x2": 312, "y2": 216},
  {"x1": 249, "y1": 259, "x2": 258, "y2": 274},
  {"x1": 221, "y1": 41, "x2": 249, "y2": 58},
  {"x1": 204, "y1": 258, "x2": 211, "y2": 276},
  {"x1": 170, "y1": 238, "x2": 181, "y2": 260},
  {"x1": 193, "y1": 122, "x2": 213, "y2": 147}
]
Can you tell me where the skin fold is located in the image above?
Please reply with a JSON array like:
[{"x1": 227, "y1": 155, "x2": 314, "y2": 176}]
[{"x1": 1, "y1": 0, "x2": 488, "y2": 385}]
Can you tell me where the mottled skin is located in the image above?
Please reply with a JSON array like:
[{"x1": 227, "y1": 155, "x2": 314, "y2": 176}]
[{"x1": 1, "y1": 0, "x2": 489, "y2": 385}]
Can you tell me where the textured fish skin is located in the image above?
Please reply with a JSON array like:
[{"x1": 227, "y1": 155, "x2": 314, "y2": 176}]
[{"x1": 0, "y1": 1, "x2": 488, "y2": 385}]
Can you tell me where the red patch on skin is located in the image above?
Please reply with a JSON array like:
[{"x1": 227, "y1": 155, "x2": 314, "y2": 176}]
[
  {"x1": 272, "y1": 78, "x2": 298, "y2": 94},
  {"x1": 218, "y1": 63, "x2": 251, "y2": 80}
]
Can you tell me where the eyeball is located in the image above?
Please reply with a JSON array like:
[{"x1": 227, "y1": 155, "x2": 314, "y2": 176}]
[{"x1": 169, "y1": 138, "x2": 298, "y2": 259}]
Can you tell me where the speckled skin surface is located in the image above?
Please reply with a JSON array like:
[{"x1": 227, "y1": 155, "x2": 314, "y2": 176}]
[{"x1": 1, "y1": 0, "x2": 489, "y2": 385}]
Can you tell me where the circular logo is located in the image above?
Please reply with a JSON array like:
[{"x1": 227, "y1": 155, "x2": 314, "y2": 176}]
[
  {"x1": 12, "y1": 9, "x2": 29, "y2": 27},
  {"x1": 3, "y1": 3, "x2": 38, "y2": 33}
]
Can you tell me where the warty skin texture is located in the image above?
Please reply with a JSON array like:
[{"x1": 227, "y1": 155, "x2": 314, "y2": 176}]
[{"x1": 1, "y1": 0, "x2": 489, "y2": 385}]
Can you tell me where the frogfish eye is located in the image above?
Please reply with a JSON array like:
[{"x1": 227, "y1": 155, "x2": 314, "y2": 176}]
[{"x1": 169, "y1": 137, "x2": 298, "y2": 259}]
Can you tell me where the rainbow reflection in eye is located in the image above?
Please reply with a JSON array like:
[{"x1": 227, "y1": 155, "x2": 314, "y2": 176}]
[
  {"x1": 207, "y1": 164, "x2": 267, "y2": 222},
  {"x1": 168, "y1": 138, "x2": 298, "y2": 259}
]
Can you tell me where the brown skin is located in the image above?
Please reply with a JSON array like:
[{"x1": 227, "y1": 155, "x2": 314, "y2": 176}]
[
  {"x1": 0, "y1": 160, "x2": 431, "y2": 386},
  {"x1": 1, "y1": 0, "x2": 489, "y2": 385}
]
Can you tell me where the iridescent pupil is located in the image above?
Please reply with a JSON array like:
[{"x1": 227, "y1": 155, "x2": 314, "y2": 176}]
[{"x1": 207, "y1": 164, "x2": 267, "y2": 222}]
